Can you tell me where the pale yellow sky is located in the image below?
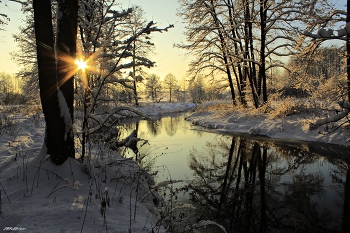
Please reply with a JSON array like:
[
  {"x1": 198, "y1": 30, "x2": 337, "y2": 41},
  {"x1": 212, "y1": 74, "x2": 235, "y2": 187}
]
[{"x1": 0, "y1": 0, "x2": 190, "y2": 80}]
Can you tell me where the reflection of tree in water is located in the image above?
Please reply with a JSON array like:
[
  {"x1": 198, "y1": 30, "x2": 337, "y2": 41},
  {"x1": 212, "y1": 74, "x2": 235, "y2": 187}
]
[
  {"x1": 188, "y1": 136, "x2": 343, "y2": 233},
  {"x1": 326, "y1": 156, "x2": 350, "y2": 232},
  {"x1": 146, "y1": 119, "x2": 161, "y2": 136},
  {"x1": 163, "y1": 115, "x2": 181, "y2": 136}
]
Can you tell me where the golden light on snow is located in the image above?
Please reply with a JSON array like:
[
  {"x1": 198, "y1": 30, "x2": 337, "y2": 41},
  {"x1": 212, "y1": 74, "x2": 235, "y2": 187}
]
[{"x1": 75, "y1": 59, "x2": 87, "y2": 70}]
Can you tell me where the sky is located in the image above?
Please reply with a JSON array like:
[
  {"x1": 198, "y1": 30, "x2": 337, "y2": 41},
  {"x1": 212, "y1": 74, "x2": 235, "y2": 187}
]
[
  {"x1": 0, "y1": 0, "x2": 347, "y2": 81},
  {"x1": 0, "y1": 0, "x2": 190, "y2": 80}
]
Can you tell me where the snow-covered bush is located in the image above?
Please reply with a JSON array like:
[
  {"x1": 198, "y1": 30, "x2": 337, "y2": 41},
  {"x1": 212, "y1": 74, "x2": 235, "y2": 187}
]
[{"x1": 0, "y1": 111, "x2": 17, "y2": 135}]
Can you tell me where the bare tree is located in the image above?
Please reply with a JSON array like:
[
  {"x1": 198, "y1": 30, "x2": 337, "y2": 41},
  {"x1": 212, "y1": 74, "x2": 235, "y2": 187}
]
[
  {"x1": 178, "y1": 0, "x2": 324, "y2": 108},
  {"x1": 189, "y1": 75, "x2": 206, "y2": 103},
  {"x1": 123, "y1": 5, "x2": 155, "y2": 105},
  {"x1": 76, "y1": 0, "x2": 173, "y2": 160},
  {"x1": 163, "y1": 73, "x2": 178, "y2": 103},
  {"x1": 145, "y1": 74, "x2": 162, "y2": 102}
]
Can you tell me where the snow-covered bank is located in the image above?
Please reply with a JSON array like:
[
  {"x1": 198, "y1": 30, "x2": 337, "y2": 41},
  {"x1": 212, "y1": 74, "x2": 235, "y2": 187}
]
[
  {"x1": 0, "y1": 104, "x2": 180, "y2": 233},
  {"x1": 0, "y1": 102, "x2": 197, "y2": 233},
  {"x1": 0, "y1": 155, "x2": 165, "y2": 233},
  {"x1": 185, "y1": 104, "x2": 350, "y2": 147}
]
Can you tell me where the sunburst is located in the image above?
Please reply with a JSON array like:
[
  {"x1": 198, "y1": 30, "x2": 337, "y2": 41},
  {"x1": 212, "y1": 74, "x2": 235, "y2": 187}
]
[{"x1": 75, "y1": 59, "x2": 87, "y2": 70}]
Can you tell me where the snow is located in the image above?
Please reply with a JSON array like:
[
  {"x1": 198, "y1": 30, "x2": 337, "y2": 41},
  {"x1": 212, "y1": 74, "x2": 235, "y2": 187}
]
[
  {"x1": 0, "y1": 106, "x2": 169, "y2": 233},
  {"x1": 185, "y1": 101, "x2": 350, "y2": 147},
  {"x1": 1, "y1": 101, "x2": 349, "y2": 233},
  {"x1": 304, "y1": 22, "x2": 350, "y2": 39},
  {"x1": 57, "y1": 89, "x2": 73, "y2": 140}
]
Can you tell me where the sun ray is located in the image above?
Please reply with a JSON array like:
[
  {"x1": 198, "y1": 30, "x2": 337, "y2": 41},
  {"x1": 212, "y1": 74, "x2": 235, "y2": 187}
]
[{"x1": 75, "y1": 59, "x2": 87, "y2": 70}]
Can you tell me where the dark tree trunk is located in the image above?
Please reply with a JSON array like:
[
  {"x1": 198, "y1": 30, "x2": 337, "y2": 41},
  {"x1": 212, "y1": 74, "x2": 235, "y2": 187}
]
[
  {"x1": 133, "y1": 40, "x2": 139, "y2": 106},
  {"x1": 260, "y1": 0, "x2": 268, "y2": 103},
  {"x1": 33, "y1": 0, "x2": 77, "y2": 165},
  {"x1": 56, "y1": 0, "x2": 78, "y2": 121},
  {"x1": 347, "y1": 0, "x2": 350, "y2": 102},
  {"x1": 56, "y1": 0, "x2": 78, "y2": 159},
  {"x1": 243, "y1": 0, "x2": 259, "y2": 108},
  {"x1": 227, "y1": 0, "x2": 246, "y2": 106},
  {"x1": 207, "y1": 0, "x2": 235, "y2": 106}
]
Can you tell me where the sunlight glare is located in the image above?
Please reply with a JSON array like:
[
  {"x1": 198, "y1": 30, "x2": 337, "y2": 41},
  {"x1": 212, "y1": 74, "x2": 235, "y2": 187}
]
[{"x1": 75, "y1": 59, "x2": 87, "y2": 70}]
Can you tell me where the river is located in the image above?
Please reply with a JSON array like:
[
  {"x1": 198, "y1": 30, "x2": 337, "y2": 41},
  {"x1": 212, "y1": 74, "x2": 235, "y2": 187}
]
[{"x1": 116, "y1": 112, "x2": 350, "y2": 233}]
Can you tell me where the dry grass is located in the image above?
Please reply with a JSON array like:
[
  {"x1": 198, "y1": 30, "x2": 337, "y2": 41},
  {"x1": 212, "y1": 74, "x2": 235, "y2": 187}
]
[
  {"x1": 193, "y1": 96, "x2": 320, "y2": 121},
  {"x1": 268, "y1": 98, "x2": 307, "y2": 119}
]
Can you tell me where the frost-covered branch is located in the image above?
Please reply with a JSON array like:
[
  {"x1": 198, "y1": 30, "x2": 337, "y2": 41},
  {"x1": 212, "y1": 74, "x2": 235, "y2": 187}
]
[
  {"x1": 310, "y1": 102, "x2": 350, "y2": 130},
  {"x1": 303, "y1": 22, "x2": 350, "y2": 41},
  {"x1": 88, "y1": 106, "x2": 150, "y2": 134}
]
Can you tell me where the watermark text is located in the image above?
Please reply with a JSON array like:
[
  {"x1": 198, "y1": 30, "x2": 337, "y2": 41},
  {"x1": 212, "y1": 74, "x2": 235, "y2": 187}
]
[{"x1": 3, "y1": 227, "x2": 26, "y2": 231}]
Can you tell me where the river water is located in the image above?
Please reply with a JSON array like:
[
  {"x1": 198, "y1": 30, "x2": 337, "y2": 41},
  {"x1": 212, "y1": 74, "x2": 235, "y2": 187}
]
[{"x1": 116, "y1": 112, "x2": 350, "y2": 233}]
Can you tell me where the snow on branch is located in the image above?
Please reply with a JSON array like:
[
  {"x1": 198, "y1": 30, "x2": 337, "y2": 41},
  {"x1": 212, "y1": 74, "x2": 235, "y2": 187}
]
[
  {"x1": 124, "y1": 21, "x2": 174, "y2": 44},
  {"x1": 88, "y1": 106, "x2": 150, "y2": 134},
  {"x1": 103, "y1": 9, "x2": 132, "y2": 23},
  {"x1": 303, "y1": 22, "x2": 350, "y2": 40},
  {"x1": 310, "y1": 101, "x2": 350, "y2": 130},
  {"x1": 106, "y1": 8, "x2": 132, "y2": 18}
]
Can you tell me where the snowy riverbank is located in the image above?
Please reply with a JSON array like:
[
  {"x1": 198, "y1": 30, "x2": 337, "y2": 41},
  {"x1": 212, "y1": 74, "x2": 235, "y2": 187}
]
[
  {"x1": 1, "y1": 100, "x2": 350, "y2": 233},
  {"x1": 0, "y1": 103, "x2": 196, "y2": 233},
  {"x1": 185, "y1": 102, "x2": 350, "y2": 147}
]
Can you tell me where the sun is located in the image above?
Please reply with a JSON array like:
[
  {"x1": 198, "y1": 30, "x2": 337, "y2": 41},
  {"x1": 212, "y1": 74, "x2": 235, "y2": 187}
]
[{"x1": 75, "y1": 59, "x2": 87, "y2": 70}]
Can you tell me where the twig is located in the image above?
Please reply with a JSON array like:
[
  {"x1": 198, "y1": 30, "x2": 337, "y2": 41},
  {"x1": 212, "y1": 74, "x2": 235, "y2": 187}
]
[
  {"x1": 80, "y1": 184, "x2": 92, "y2": 233},
  {"x1": 0, "y1": 183, "x2": 11, "y2": 204}
]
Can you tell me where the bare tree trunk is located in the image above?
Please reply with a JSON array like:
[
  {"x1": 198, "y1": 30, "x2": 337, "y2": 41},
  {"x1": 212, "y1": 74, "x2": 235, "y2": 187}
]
[
  {"x1": 243, "y1": 0, "x2": 259, "y2": 108},
  {"x1": 347, "y1": 0, "x2": 350, "y2": 102},
  {"x1": 208, "y1": 0, "x2": 236, "y2": 105},
  {"x1": 227, "y1": 0, "x2": 246, "y2": 105},
  {"x1": 259, "y1": 0, "x2": 268, "y2": 103},
  {"x1": 133, "y1": 40, "x2": 139, "y2": 105}
]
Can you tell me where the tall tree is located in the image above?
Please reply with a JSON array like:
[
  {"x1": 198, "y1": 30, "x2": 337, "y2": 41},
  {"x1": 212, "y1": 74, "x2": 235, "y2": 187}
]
[
  {"x1": 177, "y1": 0, "x2": 237, "y2": 106},
  {"x1": 124, "y1": 5, "x2": 155, "y2": 105},
  {"x1": 145, "y1": 74, "x2": 162, "y2": 102},
  {"x1": 33, "y1": 0, "x2": 78, "y2": 165},
  {"x1": 76, "y1": 1, "x2": 173, "y2": 160},
  {"x1": 163, "y1": 73, "x2": 178, "y2": 103},
  {"x1": 178, "y1": 0, "x2": 323, "y2": 108}
]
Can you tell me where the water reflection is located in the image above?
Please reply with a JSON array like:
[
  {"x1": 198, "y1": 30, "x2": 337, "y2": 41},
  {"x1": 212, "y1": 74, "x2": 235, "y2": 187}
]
[
  {"x1": 188, "y1": 136, "x2": 350, "y2": 232},
  {"x1": 117, "y1": 113, "x2": 350, "y2": 233}
]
